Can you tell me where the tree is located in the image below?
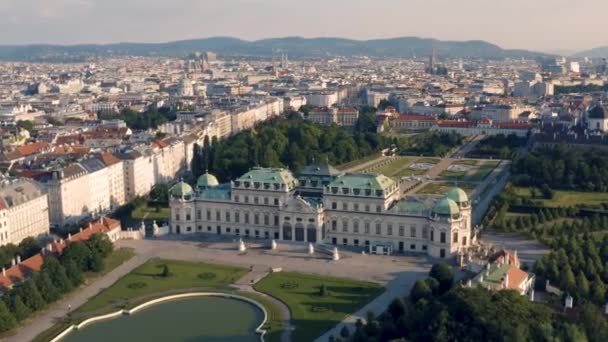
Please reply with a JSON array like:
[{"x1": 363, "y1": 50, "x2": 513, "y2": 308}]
[
  {"x1": 0, "y1": 300, "x2": 17, "y2": 332},
  {"x1": 377, "y1": 99, "x2": 393, "y2": 110},
  {"x1": 429, "y1": 262, "x2": 454, "y2": 294},
  {"x1": 62, "y1": 241, "x2": 92, "y2": 271},
  {"x1": 340, "y1": 325, "x2": 350, "y2": 339},
  {"x1": 87, "y1": 250, "x2": 104, "y2": 273},
  {"x1": 355, "y1": 111, "x2": 378, "y2": 133},
  {"x1": 64, "y1": 259, "x2": 84, "y2": 287},
  {"x1": 149, "y1": 184, "x2": 170, "y2": 204},
  {"x1": 10, "y1": 294, "x2": 30, "y2": 322},
  {"x1": 410, "y1": 280, "x2": 432, "y2": 302},
  {"x1": 591, "y1": 279, "x2": 606, "y2": 305},
  {"x1": 86, "y1": 233, "x2": 113, "y2": 258},
  {"x1": 20, "y1": 280, "x2": 45, "y2": 311},
  {"x1": 319, "y1": 284, "x2": 327, "y2": 297},
  {"x1": 16, "y1": 120, "x2": 34, "y2": 131},
  {"x1": 577, "y1": 272, "x2": 590, "y2": 299},
  {"x1": 561, "y1": 265, "x2": 576, "y2": 294},
  {"x1": 34, "y1": 271, "x2": 60, "y2": 303},
  {"x1": 41, "y1": 257, "x2": 72, "y2": 294},
  {"x1": 18, "y1": 237, "x2": 41, "y2": 259},
  {"x1": 161, "y1": 264, "x2": 170, "y2": 278},
  {"x1": 387, "y1": 298, "x2": 405, "y2": 320}
]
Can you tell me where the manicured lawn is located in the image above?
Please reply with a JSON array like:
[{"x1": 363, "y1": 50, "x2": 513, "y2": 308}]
[
  {"x1": 86, "y1": 248, "x2": 136, "y2": 278},
  {"x1": 76, "y1": 259, "x2": 247, "y2": 313},
  {"x1": 375, "y1": 157, "x2": 417, "y2": 177},
  {"x1": 131, "y1": 204, "x2": 170, "y2": 220},
  {"x1": 417, "y1": 182, "x2": 477, "y2": 196},
  {"x1": 416, "y1": 157, "x2": 440, "y2": 164},
  {"x1": 396, "y1": 168, "x2": 427, "y2": 177},
  {"x1": 454, "y1": 159, "x2": 479, "y2": 166},
  {"x1": 440, "y1": 169, "x2": 468, "y2": 179},
  {"x1": 254, "y1": 272, "x2": 383, "y2": 342},
  {"x1": 468, "y1": 161, "x2": 500, "y2": 181},
  {"x1": 336, "y1": 153, "x2": 382, "y2": 171},
  {"x1": 512, "y1": 186, "x2": 608, "y2": 207}
]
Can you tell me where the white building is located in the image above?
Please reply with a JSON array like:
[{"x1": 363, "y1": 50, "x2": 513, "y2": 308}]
[
  {"x1": 0, "y1": 179, "x2": 49, "y2": 245},
  {"x1": 117, "y1": 150, "x2": 155, "y2": 201},
  {"x1": 169, "y1": 165, "x2": 474, "y2": 259}
]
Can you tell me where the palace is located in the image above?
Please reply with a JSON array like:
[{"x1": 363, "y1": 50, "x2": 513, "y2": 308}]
[{"x1": 169, "y1": 165, "x2": 473, "y2": 259}]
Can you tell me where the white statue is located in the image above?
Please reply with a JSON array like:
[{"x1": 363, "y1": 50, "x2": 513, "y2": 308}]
[
  {"x1": 332, "y1": 247, "x2": 340, "y2": 261},
  {"x1": 271, "y1": 239, "x2": 277, "y2": 250},
  {"x1": 308, "y1": 243, "x2": 314, "y2": 255},
  {"x1": 238, "y1": 239, "x2": 246, "y2": 253}
]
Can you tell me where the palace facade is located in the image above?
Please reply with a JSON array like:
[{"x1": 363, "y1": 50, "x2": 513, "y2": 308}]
[{"x1": 169, "y1": 164, "x2": 473, "y2": 259}]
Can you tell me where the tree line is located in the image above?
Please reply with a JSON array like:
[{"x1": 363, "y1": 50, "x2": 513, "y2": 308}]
[
  {"x1": 0, "y1": 234, "x2": 113, "y2": 332},
  {"x1": 392, "y1": 131, "x2": 463, "y2": 157},
  {"x1": 98, "y1": 103, "x2": 176, "y2": 131},
  {"x1": 512, "y1": 146, "x2": 608, "y2": 191},
  {"x1": 192, "y1": 112, "x2": 389, "y2": 181},
  {"x1": 554, "y1": 84, "x2": 608, "y2": 95},
  {"x1": 344, "y1": 262, "x2": 605, "y2": 342},
  {"x1": 467, "y1": 134, "x2": 527, "y2": 160}
]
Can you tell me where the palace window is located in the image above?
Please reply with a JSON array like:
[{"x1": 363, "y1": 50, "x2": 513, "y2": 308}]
[
  {"x1": 410, "y1": 225, "x2": 416, "y2": 238},
  {"x1": 225, "y1": 212, "x2": 231, "y2": 222},
  {"x1": 206, "y1": 210, "x2": 211, "y2": 220},
  {"x1": 354, "y1": 203, "x2": 360, "y2": 211},
  {"x1": 453, "y1": 231, "x2": 459, "y2": 243},
  {"x1": 342, "y1": 203, "x2": 348, "y2": 210},
  {"x1": 254, "y1": 214, "x2": 260, "y2": 225},
  {"x1": 343, "y1": 219, "x2": 349, "y2": 232},
  {"x1": 274, "y1": 198, "x2": 279, "y2": 205},
  {"x1": 376, "y1": 222, "x2": 382, "y2": 235},
  {"x1": 440, "y1": 232, "x2": 446, "y2": 244},
  {"x1": 376, "y1": 205, "x2": 382, "y2": 213},
  {"x1": 363, "y1": 221, "x2": 369, "y2": 234},
  {"x1": 422, "y1": 226, "x2": 429, "y2": 239},
  {"x1": 197, "y1": 210, "x2": 201, "y2": 220},
  {"x1": 245, "y1": 213, "x2": 250, "y2": 224},
  {"x1": 332, "y1": 220, "x2": 338, "y2": 231},
  {"x1": 365, "y1": 205, "x2": 370, "y2": 212},
  {"x1": 235, "y1": 212, "x2": 240, "y2": 223},
  {"x1": 332, "y1": 202, "x2": 337, "y2": 209},
  {"x1": 175, "y1": 213, "x2": 180, "y2": 221}
]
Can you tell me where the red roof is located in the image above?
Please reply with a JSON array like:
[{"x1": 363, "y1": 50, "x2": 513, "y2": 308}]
[
  {"x1": 15, "y1": 142, "x2": 49, "y2": 157},
  {"x1": 0, "y1": 217, "x2": 121, "y2": 291},
  {"x1": 395, "y1": 114, "x2": 437, "y2": 121}
]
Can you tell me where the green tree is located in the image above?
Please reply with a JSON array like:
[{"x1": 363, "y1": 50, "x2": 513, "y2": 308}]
[
  {"x1": 561, "y1": 265, "x2": 576, "y2": 294},
  {"x1": 355, "y1": 111, "x2": 378, "y2": 133},
  {"x1": 17, "y1": 237, "x2": 41, "y2": 259},
  {"x1": 62, "y1": 241, "x2": 92, "y2": 271},
  {"x1": 20, "y1": 280, "x2": 45, "y2": 311},
  {"x1": 64, "y1": 259, "x2": 84, "y2": 287},
  {"x1": 87, "y1": 250, "x2": 104, "y2": 273},
  {"x1": 577, "y1": 272, "x2": 590, "y2": 299},
  {"x1": 410, "y1": 280, "x2": 432, "y2": 302},
  {"x1": 86, "y1": 233, "x2": 113, "y2": 258},
  {"x1": 591, "y1": 279, "x2": 606, "y2": 305},
  {"x1": 429, "y1": 262, "x2": 454, "y2": 294},
  {"x1": 16, "y1": 120, "x2": 34, "y2": 131},
  {"x1": 34, "y1": 271, "x2": 60, "y2": 303},
  {"x1": 0, "y1": 300, "x2": 17, "y2": 332},
  {"x1": 41, "y1": 257, "x2": 72, "y2": 294},
  {"x1": 161, "y1": 264, "x2": 170, "y2": 278},
  {"x1": 10, "y1": 295, "x2": 29, "y2": 322}
]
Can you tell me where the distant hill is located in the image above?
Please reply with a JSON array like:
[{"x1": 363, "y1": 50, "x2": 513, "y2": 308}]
[
  {"x1": 573, "y1": 46, "x2": 608, "y2": 58},
  {"x1": 0, "y1": 36, "x2": 551, "y2": 62}
]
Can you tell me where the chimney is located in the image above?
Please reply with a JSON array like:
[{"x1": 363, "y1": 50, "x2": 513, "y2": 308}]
[
  {"x1": 16, "y1": 255, "x2": 21, "y2": 264},
  {"x1": 68, "y1": 233, "x2": 72, "y2": 240},
  {"x1": 480, "y1": 275, "x2": 484, "y2": 283},
  {"x1": 47, "y1": 243, "x2": 53, "y2": 252},
  {"x1": 1, "y1": 268, "x2": 4, "y2": 277},
  {"x1": 80, "y1": 227, "x2": 83, "y2": 233},
  {"x1": 11, "y1": 258, "x2": 15, "y2": 266},
  {"x1": 504, "y1": 272, "x2": 509, "y2": 288}
]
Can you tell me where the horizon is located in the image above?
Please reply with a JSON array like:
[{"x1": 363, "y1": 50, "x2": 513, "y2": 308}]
[{"x1": 0, "y1": 0, "x2": 606, "y2": 53}]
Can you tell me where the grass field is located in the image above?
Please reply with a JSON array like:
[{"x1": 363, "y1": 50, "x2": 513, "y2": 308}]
[
  {"x1": 76, "y1": 259, "x2": 247, "y2": 313},
  {"x1": 374, "y1": 157, "x2": 417, "y2": 177},
  {"x1": 131, "y1": 204, "x2": 171, "y2": 221},
  {"x1": 417, "y1": 182, "x2": 477, "y2": 196},
  {"x1": 85, "y1": 248, "x2": 136, "y2": 279},
  {"x1": 416, "y1": 157, "x2": 441, "y2": 164},
  {"x1": 336, "y1": 153, "x2": 382, "y2": 171},
  {"x1": 468, "y1": 161, "x2": 500, "y2": 181},
  {"x1": 512, "y1": 187, "x2": 608, "y2": 207},
  {"x1": 440, "y1": 169, "x2": 468, "y2": 179},
  {"x1": 254, "y1": 272, "x2": 382, "y2": 342},
  {"x1": 453, "y1": 159, "x2": 479, "y2": 166}
]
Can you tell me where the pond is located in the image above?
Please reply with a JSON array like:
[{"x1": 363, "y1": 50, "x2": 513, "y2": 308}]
[{"x1": 61, "y1": 296, "x2": 264, "y2": 342}]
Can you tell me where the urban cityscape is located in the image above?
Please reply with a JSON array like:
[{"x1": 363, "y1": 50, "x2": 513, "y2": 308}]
[{"x1": 0, "y1": 1, "x2": 608, "y2": 341}]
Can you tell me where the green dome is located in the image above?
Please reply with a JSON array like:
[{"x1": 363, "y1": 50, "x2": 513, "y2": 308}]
[
  {"x1": 197, "y1": 173, "x2": 219, "y2": 188},
  {"x1": 433, "y1": 197, "x2": 460, "y2": 216},
  {"x1": 446, "y1": 187, "x2": 469, "y2": 205},
  {"x1": 170, "y1": 181, "x2": 193, "y2": 197}
]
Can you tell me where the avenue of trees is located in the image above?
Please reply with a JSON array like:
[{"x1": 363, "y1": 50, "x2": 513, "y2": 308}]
[
  {"x1": 99, "y1": 104, "x2": 176, "y2": 130},
  {"x1": 467, "y1": 134, "x2": 527, "y2": 160},
  {"x1": 554, "y1": 84, "x2": 608, "y2": 95},
  {"x1": 0, "y1": 234, "x2": 113, "y2": 332},
  {"x1": 512, "y1": 146, "x2": 608, "y2": 191},
  {"x1": 347, "y1": 262, "x2": 605, "y2": 342},
  {"x1": 0, "y1": 237, "x2": 46, "y2": 269},
  {"x1": 192, "y1": 112, "x2": 388, "y2": 181},
  {"x1": 393, "y1": 131, "x2": 463, "y2": 157}
]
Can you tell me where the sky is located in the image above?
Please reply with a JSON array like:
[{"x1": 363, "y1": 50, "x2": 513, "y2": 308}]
[{"x1": 0, "y1": 0, "x2": 606, "y2": 53}]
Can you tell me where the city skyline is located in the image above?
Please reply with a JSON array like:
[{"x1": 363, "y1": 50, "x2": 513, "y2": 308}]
[{"x1": 0, "y1": 0, "x2": 606, "y2": 53}]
